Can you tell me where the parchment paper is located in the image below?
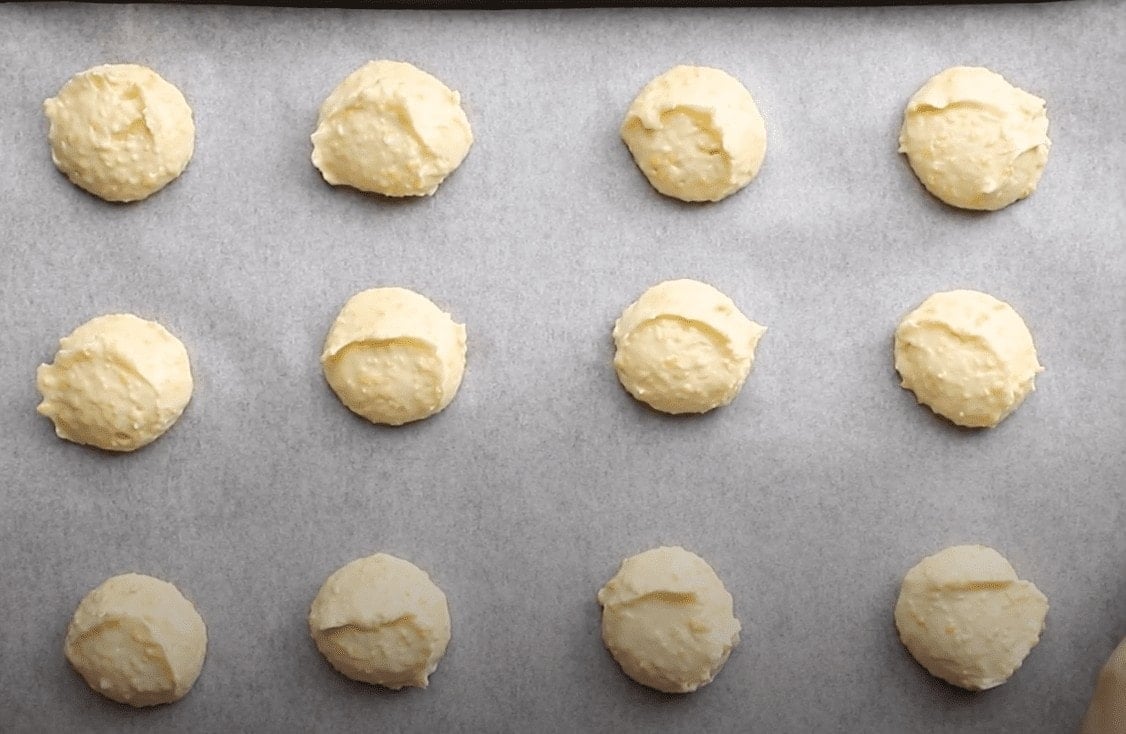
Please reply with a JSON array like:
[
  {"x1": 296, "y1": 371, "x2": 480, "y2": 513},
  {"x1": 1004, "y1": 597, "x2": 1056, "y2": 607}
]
[{"x1": 0, "y1": 2, "x2": 1122, "y2": 732}]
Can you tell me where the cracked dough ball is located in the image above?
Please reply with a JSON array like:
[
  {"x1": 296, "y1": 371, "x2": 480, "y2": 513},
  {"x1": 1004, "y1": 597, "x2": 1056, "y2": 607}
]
[
  {"x1": 321, "y1": 287, "x2": 467, "y2": 426},
  {"x1": 894, "y1": 289, "x2": 1042, "y2": 428},
  {"x1": 621, "y1": 65, "x2": 766, "y2": 202},
  {"x1": 613, "y1": 279, "x2": 765, "y2": 414},
  {"x1": 309, "y1": 553, "x2": 451, "y2": 689},
  {"x1": 37, "y1": 314, "x2": 193, "y2": 451},
  {"x1": 894, "y1": 545, "x2": 1048, "y2": 691},
  {"x1": 65, "y1": 573, "x2": 207, "y2": 707},
  {"x1": 43, "y1": 64, "x2": 194, "y2": 202},
  {"x1": 311, "y1": 60, "x2": 473, "y2": 197},
  {"x1": 899, "y1": 66, "x2": 1050, "y2": 211},
  {"x1": 1081, "y1": 637, "x2": 1126, "y2": 734},
  {"x1": 597, "y1": 546, "x2": 741, "y2": 693}
]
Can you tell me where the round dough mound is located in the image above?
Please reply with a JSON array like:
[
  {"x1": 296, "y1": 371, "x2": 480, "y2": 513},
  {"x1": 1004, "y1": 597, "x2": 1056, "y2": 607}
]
[
  {"x1": 621, "y1": 65, "x2": 766, "y2": 202},
  {"x1": 321, "y1": 287, "x2": 467, "y2": 426},
  {"x1": 598, "y1": 546, "x2": 741, "y2": 693},
  {"x1": 43, "y1": 64, "x2": 195, "y2": 202},
  {"x1": 898, "y1": 66, "x2": 1050, "y2": 211},
  {"x1": 1081, "y1": 637, "x2": 1126, "y2": 734},
  {"x1": 894, "y1": 544, "x2": 1048, "y2": 691},
  {"x1": 309, "y1": 553, "x2": 451, "y2": 689},
  {"x1": 65, "y1": 573, "x2": 207, "y2": 707},
  {"x1": 894, "y1": 289, "x2": 1042, "y2": 428},
  {"x1": 613, "y1": 279, "x2": 765, "y2": 414},
  {"x1": 37, "y1": 314, "x2": 193, "y2": 451},
  {"x1": 311, "y1": 60, "x2": 473, "y2": 197}
]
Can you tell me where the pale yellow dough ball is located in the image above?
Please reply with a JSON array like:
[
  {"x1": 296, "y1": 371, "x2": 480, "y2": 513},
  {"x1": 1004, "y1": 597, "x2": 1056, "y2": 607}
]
[
  {"x1": 65, "y1": 573, "x2": 207, "y2": 707},
  {"x1": 899, "y1": 66, "x2": 1050, "y2": 211},
  {"x1": 43, "y1": 64, "x2": 195, "y2": 202},
  {"x1": 598, "y1": 546, "x2": 741, "y2": 693},
  {"x1": 613, "y1": 279, "x2": 766, "y2": 414},
  {"x1": 309, "y1": 553, "x2": 451, "y2": 689},
  {"x1": 311, "y1": 60, "x2": 473, "y2": 197},
  {"x1": 894, "y1": 289, "x2": 1042, "y2": 428},
  {"x1": 321, "y1": 287, "x2": 467, "y2": 426},
  {"x1": 621, "y1": 65, "x2": 767, "y2": 202},
  {"x1": 894, "y1": 545, "x2": 1048, "y2": 691},
  {"x1": 37, "y1": 313, "x2": 194, "y2": 451}
]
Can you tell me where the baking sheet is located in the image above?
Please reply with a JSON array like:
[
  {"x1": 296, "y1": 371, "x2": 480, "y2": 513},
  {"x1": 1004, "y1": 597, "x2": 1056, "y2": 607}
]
[{"x1": 0, "y1": 2, "x2": 1123, "y2": 732}]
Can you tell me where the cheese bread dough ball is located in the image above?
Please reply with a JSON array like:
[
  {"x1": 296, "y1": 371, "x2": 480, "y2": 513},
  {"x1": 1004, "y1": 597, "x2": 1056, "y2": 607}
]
[
  {"x1": 65, "y1": 573, "x2": 207, "y2": 707},
  {"x1": 321, "y1": 287, "x2": 467, "y2": 426},
  {"x1": 43, "y1": 64, "x2": 195, "y2": 202},
  {"x1": 621, "y1": 65, "x2": 766, "y2": 202},
  {"x1": 894, "y1": 545, "x2": 1048, "y2": 691},
  {"x1": 309, "y1": 553, "x2": 451, "y2": 689},
  {"x1": 613, "y1": 279, "x2": 765, "y2": 414},
  {"x1": 598, "y1": 546, "x2": 741, "y2": 693},
  {"x1": 894, "y1": 289, "x2": 1042, "y2": 428},
  {"x1": 1081, "y1": 637, "x2": 1126, "y2": 734},
  {"x1": 311, "y1": 60, "x2": 473, "y2": 197},
  {"x1": 37, "y1": 314, "x2": 193, "y2": 451},
  {"x1": 899, "y1": 66, "x2": 1050, "y2": 211}
]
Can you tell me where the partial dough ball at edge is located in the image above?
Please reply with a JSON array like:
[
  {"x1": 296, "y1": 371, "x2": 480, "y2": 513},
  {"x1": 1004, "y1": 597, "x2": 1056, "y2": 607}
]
[{"x1": 1081, "y1": 636, "x2": 1126, "y2": 734}]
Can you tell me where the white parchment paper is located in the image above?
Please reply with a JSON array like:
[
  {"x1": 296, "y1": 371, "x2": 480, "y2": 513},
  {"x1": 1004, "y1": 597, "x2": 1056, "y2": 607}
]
[{"x1": 0, "y1": 2, "x2": 1122, "y2": 731}]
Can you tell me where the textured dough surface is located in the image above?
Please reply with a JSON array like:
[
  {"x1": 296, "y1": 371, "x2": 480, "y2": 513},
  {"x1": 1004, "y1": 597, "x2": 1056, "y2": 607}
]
[
  {"x1": 899, "y1": 66, "x2": 1050, "y2": 211},
  {"x1": 321, "y1": 287, "x2": 466, "y2": 425},
  {"x1": 1081, "y1": 637, "x2": 1126, "y2": 734},
  {"x1": 311, "y1": 60, "x2": 473, "y2": 197},
  {"x1": 613, "y1": 279, "x2": 765, "y2": 414},
  {"x1": 598, "y1": 546, "x2": 741, "y2": 693},
  {"x1": 621, "y1": 65, "x2": 766, "y2": 202},
  {"x1": 894, "y1": 289, "x2": 1042, "y2": 428},
  {"x1": 309, "y1": 553, "x2": 451, "y2": 689},
  {"x1": 43, "y1": 63, "x2": 195, "y2": 202},
  {"x1": 65, "y1": 573, "x2": 207, "y2": 707},
  {"x1": 37, "y1": 313, "x2": 193, "y2": 451},
  {"x1": 894, "y1": 545, "x2": 1048, "y2": 691}
]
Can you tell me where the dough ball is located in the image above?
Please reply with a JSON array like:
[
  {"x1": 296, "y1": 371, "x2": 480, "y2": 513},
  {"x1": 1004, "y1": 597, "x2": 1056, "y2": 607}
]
[
  {"x1": 321, "y1": 287, "x2": 467, "y2": 426},
  {"x1": 311, "y1": 60, "x2": 473, "y2": 197},
  {"x1": 1081, "y1": 637, "x2": 1126, "y2": 734},
  {"x1": 43, "y1": 64, "x2": 195, "y2": 202},
  {"x1": 621, "y1": 65, "x2": 766, "y2": 202},
  {"x1": 309, "y1": 553, "x2": 451, "y2": 689},
  {"x1": 613, "y1": 279, "x2": 765, "y2": 414},
  {"x1": 899, "y1": 66, "x2": 1050, "y2": 211},
  {"x1": 37, "y1": 313, "x2": 193, "y2": 451},
  {"x1": 65, "y1": 573, "x2": 207, "y2": 707},
  {"x1": 598, "y1": 546, "x2": 741, "y2": 693},
  {"x1": 894, "y1": 544, "x2": 1048, "y2": 691},
  {"x1": 894, "y1": 289, "x2": 1042, "y2": 428}
]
